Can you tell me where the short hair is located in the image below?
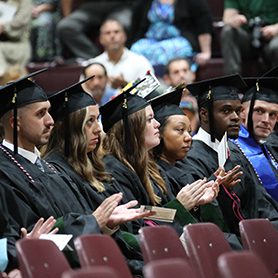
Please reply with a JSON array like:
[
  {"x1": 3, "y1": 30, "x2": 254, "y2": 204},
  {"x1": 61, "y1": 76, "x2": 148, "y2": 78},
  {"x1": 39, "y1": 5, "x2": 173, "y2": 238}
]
[
  {"x1": 100, "y1": 18, "x2": 126, "y2": 34},
  {"x1": 82, "y1": 62, "x2": 108, "y2": 77},
  {"x1": 164, "y1": 57, "x2": 192, "y2": 75}
]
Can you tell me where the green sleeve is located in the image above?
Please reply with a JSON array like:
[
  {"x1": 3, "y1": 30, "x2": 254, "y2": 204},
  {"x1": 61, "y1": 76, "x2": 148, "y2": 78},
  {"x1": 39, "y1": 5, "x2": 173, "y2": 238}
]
[
  {"x1": 199, "y1": 201, "x2": 230, "y2": 232},
  {"x1": 224, "y1": 0, "x2": 240, "y2": 10},
  {"x1": 164, "y1": 199, "x2": 198, "y2": 227}
]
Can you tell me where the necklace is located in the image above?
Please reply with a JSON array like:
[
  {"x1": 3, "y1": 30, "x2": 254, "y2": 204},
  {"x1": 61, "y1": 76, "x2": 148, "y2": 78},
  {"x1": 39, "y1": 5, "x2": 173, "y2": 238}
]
[{"x1": 0, "y1": 145, "x2": 57, "y2": 183}]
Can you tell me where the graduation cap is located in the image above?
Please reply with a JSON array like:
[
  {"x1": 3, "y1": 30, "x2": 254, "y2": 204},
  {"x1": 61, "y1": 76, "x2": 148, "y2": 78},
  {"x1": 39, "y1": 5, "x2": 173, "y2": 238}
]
[
  {"x1": 241, "y1": 77, "x2": 278, "y2": 136},
  {"x1": 0, "y1": 68, "x2": 48, "y2": 154},
  {"x1": 262, "y1": 65, "x2": 278, "y2": 78},
  {"x1": 48, "y1": 76, "x2": 96, "y2": 156},
  {"x1": 187, "y1": 74, "x2": 247, "y2": 142},
  {"x1": 100, "y1": 78, "x2": 149, "y2": 153},
  {"x1": 149, "y1": 84, "x2": 184, "y2": 125}
]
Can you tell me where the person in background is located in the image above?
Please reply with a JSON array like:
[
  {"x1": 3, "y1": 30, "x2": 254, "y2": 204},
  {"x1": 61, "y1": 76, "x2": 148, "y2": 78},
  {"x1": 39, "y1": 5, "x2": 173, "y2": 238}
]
[
  {"x1": 57, "y1": 0, "x2": 133, "y2": 60},
  {"x1": 130, "y1": 0, "x2": 213, "y2": 68},
  {"x1": 163, "y1": 57, "x2": 199, "y2": 133},
  {"x1": 0, "y1": 0, "x2": 32, "y2": 85},
  {"x1": 86, "y1": 19, "x2": 154, "y2": 90},
  {"x1": 31, "y1": 0, "x2": 59, "y2": 61},
  {"x1": 221, "y1": 0, "x2": 278, "y2": 75},
  {"x1": 80, "y1": 62, "x2": 117, "y2": 105}
]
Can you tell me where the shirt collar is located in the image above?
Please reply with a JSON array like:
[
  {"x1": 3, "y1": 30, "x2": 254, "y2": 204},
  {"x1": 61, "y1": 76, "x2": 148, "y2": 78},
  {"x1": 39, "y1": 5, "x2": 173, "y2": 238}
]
[
  {"x1": 2, "y1": 140, "x2": 41, "y2": 164},
  {"x1": 193, "y1": 127, "x2": 220, "y2": 153}
]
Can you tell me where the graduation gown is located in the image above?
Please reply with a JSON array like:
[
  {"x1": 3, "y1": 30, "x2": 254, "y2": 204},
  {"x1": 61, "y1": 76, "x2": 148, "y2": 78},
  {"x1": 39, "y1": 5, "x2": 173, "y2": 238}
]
[
  {"x1": 45, "y1": 151, "x2": 120, "y2": 209},
  {"x1": 0, "y1": 186, "x2": 22, "y2": 272},
  {"x1": 0, "y1": 144, "x2": 100, "y2": 239},
  {"x1": 104, "y1": 154, "x2": 198, "y2": 235},
  {"x1": 44, "y1": 151, "x2": 145, "y2": 275},
  {"x1": 231, "y1": 125, "x2": 278, "y2": 202},
  {"x1": 157, "y1": 158, "x2": 232, "y2": 232},
  {"x1": 183, "y1": 140, "x2": 278, "y2": 234},
  {"x1": 229, "y1": 141, "x2": 278, "y2": 229}
]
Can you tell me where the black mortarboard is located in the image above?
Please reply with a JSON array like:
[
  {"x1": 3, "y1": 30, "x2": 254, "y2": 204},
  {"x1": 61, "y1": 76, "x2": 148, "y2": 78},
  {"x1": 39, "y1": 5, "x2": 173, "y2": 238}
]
[
  {"x1": 242, "y1": 77, "x2": 278, "y2": 136},
  {"x1": 262, "y1": 65, "x2": 278, "y2": 78},
  {"x1": 0, "y1": 68, "x2": 48, "y2": 117},
  {"x1": 49, "y1": 76, "x2": 96, "y2": 155},
  {"x1": 100, "y1": 78, "x2": 149, "y2": 154},
  {"x1": 0, "y1": 68, "x2": 48, "y2": 153},
  {"x1": 187, "y1": 74, "x2": 247, "y2": 141},
  {"x1": 150, "y1": 85, "x2": 184, "y2": 125},
  {"x1": 242, "y1": 77, "x2": 278, "y2": 103},
  {"x1": 100, "y1": 78, "x2": 149, "y2": 133},
  {"x1": 49, "y1": 75, "x2": 96, "y2": 121}
]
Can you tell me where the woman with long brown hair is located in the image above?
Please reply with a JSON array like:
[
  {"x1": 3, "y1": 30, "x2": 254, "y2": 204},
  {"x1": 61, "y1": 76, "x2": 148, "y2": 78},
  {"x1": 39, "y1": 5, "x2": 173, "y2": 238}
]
[{"x1": 100, "y1": 85, "x2": 217, "y2": 234}]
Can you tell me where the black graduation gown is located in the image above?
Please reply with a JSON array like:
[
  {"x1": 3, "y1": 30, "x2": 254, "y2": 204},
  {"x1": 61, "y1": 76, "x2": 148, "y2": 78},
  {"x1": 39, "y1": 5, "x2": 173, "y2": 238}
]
[
  {"x1": 45, "y1": 151, "x2": 120, "y2": 209},
  {"x1": 44, "y1": 151, "x2": 145, "y2": 275},
  {"x1": 0, "y1": 186, "x2": 22, "y2": 271},
  {"x1": 104, "y1": 154, "x2": 198, "y2": 235},
  {"x1": 229, "y1": 141, "x2": 278, "y2": 229},
  {"x1": 157, "y1": 158, "x2": 237, "y2": 236},
  {"x1": 266, "y1": 130, "x2": 278, "y2": 161},
  {"x1": 183, "y1": 140, "x2": 278, "y2": 234},
  {"x1": 0, "y1": 144, "x2": 100, "y2": 239}
]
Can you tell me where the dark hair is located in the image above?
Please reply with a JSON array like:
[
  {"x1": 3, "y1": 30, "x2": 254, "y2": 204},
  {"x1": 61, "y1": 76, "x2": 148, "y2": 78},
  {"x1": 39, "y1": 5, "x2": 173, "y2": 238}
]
[
  {"x1": 165, "y1": 57, "x2": 192, "y2": 75},
  {"x1": 82, "y1": 62, "x2": 108, "y2": 77}
]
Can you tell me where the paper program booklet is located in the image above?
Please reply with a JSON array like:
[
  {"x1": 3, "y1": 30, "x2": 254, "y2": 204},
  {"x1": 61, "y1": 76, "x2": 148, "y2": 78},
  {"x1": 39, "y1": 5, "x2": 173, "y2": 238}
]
[
  {"x1": 39, "y1": 234, "x2": 73, "y2": 251},
  {"x1": 140, "y1": 205, "x2": 176, "y2": 223}
]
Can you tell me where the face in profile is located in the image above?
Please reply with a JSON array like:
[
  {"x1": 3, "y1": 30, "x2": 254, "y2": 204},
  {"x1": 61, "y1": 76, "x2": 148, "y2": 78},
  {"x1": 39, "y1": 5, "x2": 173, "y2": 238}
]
[
  {"x1": 84, "y1": 105, "x2": 102, "y2": 153},
  {"x1": 144, "y1": 105, "x2": 161, "y2": 150},
  {"x1": 18, "y1": 101, "x2": 54, "y2": 150},
  {"x1": 212, "y1": 99, "x2": 242, "y2": 140},
  {"x1": 161, "y1": 114, "x2": 192, "y2": 163}
]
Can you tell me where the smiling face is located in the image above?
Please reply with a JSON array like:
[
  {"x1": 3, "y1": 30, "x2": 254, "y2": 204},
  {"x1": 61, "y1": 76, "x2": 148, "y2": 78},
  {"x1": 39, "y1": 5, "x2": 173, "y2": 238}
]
[
  {"x1": 161, "y1": 114, "x2": 192, "y2": 163},
  {"x1": 212, "y1": 99, "x2": 242, "y2": 140},
  {"x1": 252, "y1": 100, "x2": 278, "y2": 141},
  {"x1": 84, "y1": 105, "x2": 102, "y2": 152},
  {"x1": 18, "y1": 101, "x2": 54, "y2": 151},
  {"x1": 144, "y1": 105, "x2": 161, "y2": 150}
]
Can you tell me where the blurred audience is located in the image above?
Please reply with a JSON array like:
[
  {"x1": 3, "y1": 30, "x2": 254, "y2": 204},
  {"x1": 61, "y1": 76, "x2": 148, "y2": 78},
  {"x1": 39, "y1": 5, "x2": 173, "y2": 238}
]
[
  {"x1": 129, "y1": 0, "x2": 213, "y2": 68},
  {"x1": 81, "y1": 62, "x2": 117, "y2": 105},
  {"x1": 221, "y1": 0, "x2": 278, "y2": 75},
  {"x1": 31, "y1": 0, "x2": 60, "y2": 61},
  {"x1": 57, "y1": 0, "x2": 133, "y2": 60},
  {"x1": 86, "y1": 19, "x2": 154, "y2": 90},
  {"x1": 0, "y1": 0, "x2": 32, "y2": 85},
  {"x1": 163, "y1": 57, "x2": 199, "y2": 133}
]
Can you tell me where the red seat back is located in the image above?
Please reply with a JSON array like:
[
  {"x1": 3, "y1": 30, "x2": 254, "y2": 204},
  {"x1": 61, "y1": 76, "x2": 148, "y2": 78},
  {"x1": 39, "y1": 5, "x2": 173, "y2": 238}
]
[
  {"x1": 239, "y1": 218, "x2": 278, "y2": 274},
  {"x1": 138, "y1": 225, "x2": 189, "y2": 264},
  {"x1": 16, "y1": 238, "x2": 71, "y2": 278},
  {"x1": 183, "y1": 222, "x2": 232, "y2": 278},
  {"x1": 74, "y1": 234, "x2": 133, "y2": 278}
]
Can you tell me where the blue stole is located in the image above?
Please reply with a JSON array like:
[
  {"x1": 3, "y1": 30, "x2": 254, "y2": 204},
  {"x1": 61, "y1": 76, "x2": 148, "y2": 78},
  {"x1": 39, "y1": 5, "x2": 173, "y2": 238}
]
[
  {"x1": 0, "y1": 238, "x2": 8, "y2": 272},
  {"x1": 232, "y1": 125, "x2": 278, "y2": 202}
]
